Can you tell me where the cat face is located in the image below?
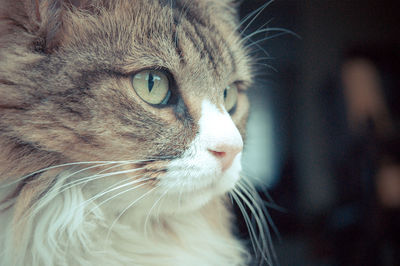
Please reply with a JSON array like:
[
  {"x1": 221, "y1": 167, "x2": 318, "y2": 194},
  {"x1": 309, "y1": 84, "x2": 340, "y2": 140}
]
[{"x1": 0, "y1": 0, "x2": 253, "y2": 213}]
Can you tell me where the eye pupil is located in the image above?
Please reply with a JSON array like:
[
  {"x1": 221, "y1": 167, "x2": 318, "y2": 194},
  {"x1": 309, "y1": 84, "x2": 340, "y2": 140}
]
[
  {"x1": 132, "y1": 70, "x2": 171, "y2": 106},
  {"x1": 223, "y1": 84, "x2": 238, "y2": 113},
  {"x1": 148, "y1": 72, "x2": 154, "y2": 92}
]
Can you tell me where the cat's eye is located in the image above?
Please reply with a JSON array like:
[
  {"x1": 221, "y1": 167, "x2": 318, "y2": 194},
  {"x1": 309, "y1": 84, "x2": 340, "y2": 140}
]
[
  {"x1": 223, "y1": 84, "x2": 239, "y2": 112},
  {"x1": 132, "y1": 70, "x2": 171, "y2": 105}
]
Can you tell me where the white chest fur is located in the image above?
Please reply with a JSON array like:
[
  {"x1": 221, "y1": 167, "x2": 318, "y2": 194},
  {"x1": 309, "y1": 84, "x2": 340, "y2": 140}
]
[
  {"x1": 0, "y1": 187, "x2": 248, "y2": 266},
  {"x1": 103, "y1": 209, "x2": 247, "y2": 266}
]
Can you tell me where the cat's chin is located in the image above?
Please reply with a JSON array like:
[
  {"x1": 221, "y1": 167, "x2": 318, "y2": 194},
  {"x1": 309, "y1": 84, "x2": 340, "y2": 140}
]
[
  {"x1": 153, "y1": 180, "x2": 239, "y2": 215},
  {"x1": 155, "y1": 155, "x2": 241, "y2": 213},
  {"x1": 155, "y1": 157, "x2": 243, "y2": 214}
]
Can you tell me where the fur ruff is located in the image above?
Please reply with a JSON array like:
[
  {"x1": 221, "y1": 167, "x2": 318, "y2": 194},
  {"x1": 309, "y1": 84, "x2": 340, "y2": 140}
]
[{"x1": 0, "y1": 170, "x2": 249, "y2": 266}]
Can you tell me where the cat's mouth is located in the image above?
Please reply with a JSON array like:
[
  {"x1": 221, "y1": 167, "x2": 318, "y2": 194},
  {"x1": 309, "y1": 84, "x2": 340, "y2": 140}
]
[
  {"x1": 112, "y1": 151, "x2": 242, "y2": 213},
  {"x1": 157, "y1": 152, "x2": 242, "y2": 195}
]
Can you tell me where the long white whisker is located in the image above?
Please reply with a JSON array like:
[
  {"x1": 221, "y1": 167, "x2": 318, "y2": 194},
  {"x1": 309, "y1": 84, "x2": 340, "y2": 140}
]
[
  {"x1": 155, "y1": 188, "x2": 169, "y2": 230},
  {"x1": 105, "y1": 185, "x2": 158, "y2": 242},
  {"x1": 240, "y1": 174, "x2": 276, "y2": 205},
  {"x1": 239, "y1": 180, "x2": 282, "y2": 244},
  {"x1": 0, "y1": 158, "x2": 162, "y2": 189},
  {"x1": 143, "y1": 186, "x2": 172, "y2": 238},
  {"x1": 230, "y1": 191, "x2": 259, "y2": 260},
  {"x1": 231, "y1": 1, "x2": 274, "y2": 38},
  {"x1": 251, "y1": 62, "x2": 277, "y2": 72},
  {"x1": 233, "y1": 187, "x2": 271, "y2": 265},
  {"x1": 25, "y1": 166, "x2": 143, "y2": 219},
  {"x1": 245, "y1": 29, "x2": 300, "y2": 49},
  {"x1": 0, "y1": 161, "x2": 120, "y2": 188},
  {"x1": 177, "y1": 180, "x2": 184, "y2": 211},
  {"x1": 57, "y1": 162, "x2": 123, "y2": 191},
  {"x1": 83, "y1": 177, "x2": 154, "y2": 218},
  {"x1": 238, "y1": 183, "x2": 277, "y2": 247},
  {"x1": 240, "y1": 1, "x2": 274, "y2": 35},
  {"x1": 234, "y1": 185, "x2": 278, "y2": 265},
  {"x1": 69, "y1": 177, "x2": 148, "y2": 218},
  {"x1": 240, "y1": 27, "x2": 280, "y2": 45},
  {"x1": 60, "y1": 167, "x2": 146, "y2": 193},
  {"x1": 240, "y1": 176, "x2": 284, "y2": 214}
]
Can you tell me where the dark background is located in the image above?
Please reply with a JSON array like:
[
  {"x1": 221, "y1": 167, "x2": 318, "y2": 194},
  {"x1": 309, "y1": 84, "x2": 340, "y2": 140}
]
[{"x1": 238, "y1": 0, "x2": 400, "y2": 265}]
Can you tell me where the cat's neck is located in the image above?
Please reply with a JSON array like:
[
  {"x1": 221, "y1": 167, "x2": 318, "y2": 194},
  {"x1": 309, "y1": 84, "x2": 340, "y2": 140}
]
[
  {"x1": 104, "y1": 199, "x2": 246, "y2": 265},
  {"x1": 1, "y1": 182, "x2": 248, "y2": 266}
]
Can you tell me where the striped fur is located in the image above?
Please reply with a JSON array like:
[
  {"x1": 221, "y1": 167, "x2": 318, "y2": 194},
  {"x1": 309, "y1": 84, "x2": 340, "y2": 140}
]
[{"x1": 0, "y1": 0, "x2": 264, "y2": 265}]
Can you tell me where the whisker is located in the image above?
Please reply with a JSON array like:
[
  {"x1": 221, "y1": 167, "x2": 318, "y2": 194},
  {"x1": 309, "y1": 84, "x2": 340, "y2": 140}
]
[
  {"x1": 241, "y1": 25, "x2": 299, "y2": 44},
  {"x1": 143, "y1": 185, "x2": 172, "y2": 238},
  {"x1": 251, "y1": 62, "x2": 277, "y2": 72},
  {"x1": 238, "y1": 182, "x2": 278, "y2": 241},
  {"x1": 241, "y1": 175, "x2": 281, "y2": 211},
  {"x1": 177, "y1": 178, "x2": 186, "y2": 211},
  {"x1": 83, "y1": 176, "x2": 155, "y2": 217},
  {"x1": 241, "y1": 27, "x2": 280, "y2": 45},
  {"x1": 0, "y1": 158, "x2": 162, "y2": 189},
  {"x1": 17, "y1": 169, "x2": 159, "y2": 230},
  {"x1": 56, "y1": 162, "x2": 123, "y2": 191},
  {"x1": 80, "y1": 165, "x2": 166, "y2": 213},
  {"x1": 70, "y1": 176, "x2": 143, "y2": 215},
  {"x1": 245, "y1": 28, "x2": 300, "y2": 50},
  {"x1": 59, "y1": 166, "x2": 146, "y2": 193},
  {"x1": 229, "y1": 191, "x2": 258, "y2": 256},
  {"x1": 238, "y1": 180, "x2": 282, "y2": 246},
  {"x1": 18, "y1": 178, "x2": 131, "y2": 230},
  {"x1": 235, "y1": 1, "x2": 274, "y2": 36},
  {"x1": 230, "y1": 191, "x2": 259, "y2": 260},
  {"x1": 24, "y1": 167, "x2": 145, "y2": 220},
  {"x1": 105, "y1": 185, "x2": 159, "y2": 242},
  {"x1": 233, "y1": 187, "x2": 272, "y2": 265},
  {"x1": 155, "y1": 188, "x2": 169, "y2": 230},
  {"x1": 0, "y1": 161, "x2": 118, "y2": 189}
]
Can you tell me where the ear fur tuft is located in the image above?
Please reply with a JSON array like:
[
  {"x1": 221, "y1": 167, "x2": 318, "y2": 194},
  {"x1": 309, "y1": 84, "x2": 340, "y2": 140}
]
[{"x1": 0, "y1": 0, "x2": 89, "y2": 52}]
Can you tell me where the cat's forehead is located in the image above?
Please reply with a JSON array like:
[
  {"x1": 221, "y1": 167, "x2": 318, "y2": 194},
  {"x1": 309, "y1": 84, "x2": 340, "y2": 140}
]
[
  {"x1": 122, "y1": 1, "x2": 250, "y2": 94},
  {"x1": 66, "y1": 0, "x2": 251, "y2": 91},
  {"x1": 59, "y1": 0, "x2": 252, "y2": 115}
]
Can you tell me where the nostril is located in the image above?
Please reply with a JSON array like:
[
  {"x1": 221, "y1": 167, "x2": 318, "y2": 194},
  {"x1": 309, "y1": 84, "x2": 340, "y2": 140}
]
[
  {"x1": 208, "y1": 145, "x2": 241, "y2": 171},
  {"x1": 209, "y1": 150, "x2": 226, "y2": 158}
]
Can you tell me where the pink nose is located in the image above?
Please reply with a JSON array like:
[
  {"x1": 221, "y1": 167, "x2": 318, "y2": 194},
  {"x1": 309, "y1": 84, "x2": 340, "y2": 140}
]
[{"x1": 208, "y1": 144, "x2": 243, "y2": 171}]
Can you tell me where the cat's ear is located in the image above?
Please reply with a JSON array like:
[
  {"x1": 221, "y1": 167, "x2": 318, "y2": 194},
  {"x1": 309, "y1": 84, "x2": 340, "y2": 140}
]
[
  {"x1": 1, "y1": 0, "x2": 90, "y2": 53},
  {"x1": 28, "y1": 0, "x2": 91, "y2": 52}
]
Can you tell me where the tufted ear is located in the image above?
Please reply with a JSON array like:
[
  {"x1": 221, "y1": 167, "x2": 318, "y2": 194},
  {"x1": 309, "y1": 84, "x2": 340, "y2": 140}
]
[
  {"x1": 0, "y1": 0, "x2": 91, "y2": 53},
  {"x1": 30, "y1": 0, "x2": 93, "y2": 52}
]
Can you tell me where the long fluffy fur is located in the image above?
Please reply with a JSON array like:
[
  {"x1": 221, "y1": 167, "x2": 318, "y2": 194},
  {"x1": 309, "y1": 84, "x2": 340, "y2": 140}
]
[
  {"x1": 0, "y1": 0, "x2": 274, "y2": 265},
  {"x1": 1, "y1": 169, "x2": 248, "y2": 266}
]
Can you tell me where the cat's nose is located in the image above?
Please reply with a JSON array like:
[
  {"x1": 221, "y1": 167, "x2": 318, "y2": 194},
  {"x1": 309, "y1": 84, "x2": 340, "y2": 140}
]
[
  {"x1": 199, "y1": 100, "x2": 243, "y2": 171},
  {"x1": 208, "y1": 143, "x2": 243, "y2": 171}
]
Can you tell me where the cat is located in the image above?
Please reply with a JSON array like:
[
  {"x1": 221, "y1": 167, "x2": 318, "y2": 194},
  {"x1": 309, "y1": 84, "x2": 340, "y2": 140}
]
[{"x1": 0, "y1": 0, "x2": 274, "y2": 265}]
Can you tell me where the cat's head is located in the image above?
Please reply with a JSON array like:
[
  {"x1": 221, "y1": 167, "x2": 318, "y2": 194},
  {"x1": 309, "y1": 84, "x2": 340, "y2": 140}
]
[{"x1": 0, "y1": 0, "x2": 253, "y2": 213}]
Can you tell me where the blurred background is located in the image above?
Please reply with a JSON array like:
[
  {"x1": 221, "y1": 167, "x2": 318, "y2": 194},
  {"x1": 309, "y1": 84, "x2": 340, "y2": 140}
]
[{"x1": 238, "y1": 0, "x2": 400, "y2": 265}]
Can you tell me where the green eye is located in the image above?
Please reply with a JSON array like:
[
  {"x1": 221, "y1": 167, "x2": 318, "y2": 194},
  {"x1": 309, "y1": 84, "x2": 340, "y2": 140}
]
[
  {"x1": 223, "y1": 84, "x2": 238, "y2": 112},
  {"x1": 132, "y1": 70, "x2": 171, "y2": 105}
]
